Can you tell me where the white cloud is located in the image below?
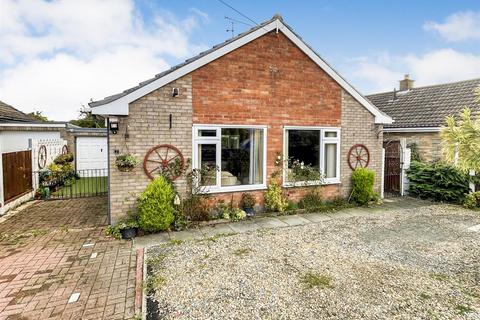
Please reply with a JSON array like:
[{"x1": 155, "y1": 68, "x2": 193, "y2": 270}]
[
  {"x1": 0, "y1": 0, "x2": 208, "y2": 120},
  {"x1": 424, "y1": 11, "x2": 480, "y2": 42},
  {"x1": 345, "y1": 49, "x2": 480, "y2": 94}
]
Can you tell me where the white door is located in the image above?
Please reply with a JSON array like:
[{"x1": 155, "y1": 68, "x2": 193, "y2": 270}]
[{"x1": 76, "y1": 137, "x2": 108, "y2": 174}]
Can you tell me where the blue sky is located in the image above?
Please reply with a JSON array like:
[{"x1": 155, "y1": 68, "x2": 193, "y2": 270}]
[{"x1": 1, "y1": 0, "x2": 479, "y2": 120}]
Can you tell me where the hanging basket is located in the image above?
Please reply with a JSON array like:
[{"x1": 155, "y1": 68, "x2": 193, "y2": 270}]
[{"x1": 117, "y1": 165, "x2": 135, "y2": 172}]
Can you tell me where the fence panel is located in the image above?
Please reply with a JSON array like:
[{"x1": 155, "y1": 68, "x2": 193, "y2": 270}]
[{"x1": 2, "y1": 150, "x2": 33, "y2": 202}]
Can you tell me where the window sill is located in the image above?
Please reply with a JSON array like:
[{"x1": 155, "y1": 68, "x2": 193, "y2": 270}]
[
  {"x1": 283, "y1": 179, "x2": 341, "y2": 188},
  {"x1": 200, "y1": 184, "x2": 267, "y2": 194}
]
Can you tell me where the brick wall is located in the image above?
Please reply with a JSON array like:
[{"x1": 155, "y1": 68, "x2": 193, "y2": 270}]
[
  {"x1": 108, "y1": 76, "x2": 192, "y2": 223},
  {"x1": 384, "y1": 131, "x2": 442, "y2": 162},
  {"x1": 341, "y1": 91, "x2": 383, "y2": 197}
]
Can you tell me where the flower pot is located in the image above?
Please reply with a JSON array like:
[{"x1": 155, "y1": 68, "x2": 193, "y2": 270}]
[
  {"x1": 120, "y1": 227, "x2": 138, "y2": 239},
  {"x1": 244, "y1": 207, "x2": 254, "y2": 218},
  {"x1": 117, "y1": 165, "x2": 134, "y2": 172}
]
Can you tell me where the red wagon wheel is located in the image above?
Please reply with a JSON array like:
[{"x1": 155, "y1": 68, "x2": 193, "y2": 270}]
[
  {"x1": 143, "y1": 144, "x2": 185, "y2": 181},
  {"x1": 348, "y1": 144, "x2": 370, "y2": 170},
  {"x1": 62, "y1": 145, "x2": 69, "y2": 155},
  {"x1": 38, "y1": 145, "x2": 47, "y2": 169}
]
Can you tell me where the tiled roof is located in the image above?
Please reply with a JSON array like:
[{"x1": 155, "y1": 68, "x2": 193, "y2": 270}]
[
  {"x1": 366, "y1": 78, "x2": 480, "y2": 128},
  {"x1": 0, "y1": 100, "x2": 34, "y2": 122}
]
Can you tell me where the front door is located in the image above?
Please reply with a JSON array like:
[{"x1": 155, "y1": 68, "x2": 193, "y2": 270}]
[{"x1": 383, "y1": 140, "x2": 401, "y2": 196}]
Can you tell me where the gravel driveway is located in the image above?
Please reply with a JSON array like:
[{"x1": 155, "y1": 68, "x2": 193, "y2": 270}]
[{"x1": 146, "y1": 202, "x2": 480, "y2": 319}]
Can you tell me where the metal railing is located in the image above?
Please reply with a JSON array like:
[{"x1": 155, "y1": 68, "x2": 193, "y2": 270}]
[{"x1": 33, "y1": 168, "x2": 108, "y2": 199}]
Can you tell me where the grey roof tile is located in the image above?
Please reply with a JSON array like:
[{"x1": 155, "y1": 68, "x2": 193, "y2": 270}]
[
  {"x1": 0, "y1": 100, "x2": 35, "y2": 122},
  {"x1": 366, "y1": 78, "x2": 480, "y2": 128}
]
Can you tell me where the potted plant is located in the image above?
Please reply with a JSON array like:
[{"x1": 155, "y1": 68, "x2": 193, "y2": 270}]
[
  {"x1": 240, "y1": 193, "x2": 256, "y2": 218},
  {"x1": 118, "y1": 219, "x2": 139, "y2": 239},
  {"x1": 115, "y1": 153, "x2": 139, "y2": 172}
]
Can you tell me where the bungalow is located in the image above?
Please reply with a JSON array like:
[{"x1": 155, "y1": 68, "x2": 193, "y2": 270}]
[
  {"x1": 367, "y1": 76, "x2": 480, "y2": 162},
  {"x1": 90, "y1": 15, "x2": 393, "y2": 223}
]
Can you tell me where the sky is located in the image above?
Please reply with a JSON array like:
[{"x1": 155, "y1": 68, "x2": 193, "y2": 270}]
[{"x1": 1, "y1": 0, "x2": 479, "y2": 121}]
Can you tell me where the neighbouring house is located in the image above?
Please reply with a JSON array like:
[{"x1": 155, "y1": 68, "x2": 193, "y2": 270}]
[
  {"x1": 90, "y1": 15, "x2": 393, "y2": 223},
  {"x1": 0, "y1": 100, "x2": 107, "y2": 215},
  {"x1": 367, "y1": 76, "x2": 480, "y2": 162}
]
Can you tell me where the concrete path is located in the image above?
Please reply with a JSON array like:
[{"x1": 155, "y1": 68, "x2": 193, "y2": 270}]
[{"x1": 134, "y1": 197, "x2": 433, "y2": 249}]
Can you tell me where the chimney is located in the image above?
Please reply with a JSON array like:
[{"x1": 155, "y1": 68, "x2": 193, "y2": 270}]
[{"x1": 399, "y1": 74, "x2": 414, "y2": 91}]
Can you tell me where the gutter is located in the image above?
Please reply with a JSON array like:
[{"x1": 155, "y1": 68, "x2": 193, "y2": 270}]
[{"x1": 384, "y1": 127, "x2": 441, "y2": 133}]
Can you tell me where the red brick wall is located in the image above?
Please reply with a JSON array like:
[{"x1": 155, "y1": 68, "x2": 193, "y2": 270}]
[{"x1": 191, "y1": 31, "x2": 342, "y2": 201}]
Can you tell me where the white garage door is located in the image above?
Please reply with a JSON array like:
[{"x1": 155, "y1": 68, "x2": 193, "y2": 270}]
[{"x1": 76, "y1": 137, "x2": 108, "y2": 172}]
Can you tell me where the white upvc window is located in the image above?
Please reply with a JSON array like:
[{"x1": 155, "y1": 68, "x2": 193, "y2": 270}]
[
  {"x1": 283, "y1": 126, "x2": 341, "y2": 186},
  {"x1": 192, "y1": 124, "x2": 267, "y2": 193}
]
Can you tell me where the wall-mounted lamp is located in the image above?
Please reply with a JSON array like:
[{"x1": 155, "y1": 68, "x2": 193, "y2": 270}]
[
  {"x1": 109, "y1": 116, "x2": 119, "y2": 134},
  {"x1": 172, "y1": 88, "x2": 179, "y2": 97}
]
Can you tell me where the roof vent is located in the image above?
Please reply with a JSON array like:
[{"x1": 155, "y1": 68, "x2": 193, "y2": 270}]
[{"x1": 399, "y1": 74, "x2": 414, "y2": 91}]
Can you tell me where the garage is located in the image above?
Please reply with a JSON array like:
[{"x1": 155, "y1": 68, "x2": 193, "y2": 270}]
[{"x1": 76, "y1": 136, "x2": 108, "y2": 172}]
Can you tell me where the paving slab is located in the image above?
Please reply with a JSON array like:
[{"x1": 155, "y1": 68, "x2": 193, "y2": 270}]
[
  {"x1": 228, "y1": 220, "x2": 262, "y2": 233},
  {"x1": 254, "y1": 217, "x2": 289, "y2": 229},
  {"x1": 300, "y1": 212, "x2": 332, "y2": 223},
  {"x1": 134, "y1": 232, "x2": 170, "y2": 248},
  {"x1": 201, "y1": 223, "x2": 236, "y2": 238},
  {"x1": 277, "y1": 214, "x2": 311, "y2": 226},
  {"x1": 168, "y1": 229, "x2": 204, "y2": 241}
]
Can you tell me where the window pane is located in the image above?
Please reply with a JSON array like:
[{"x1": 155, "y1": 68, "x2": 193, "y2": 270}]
[
  {"x1": 324, "y1": 143, "x2": 337, "y2": 178},
  {"x1": 221, "y1": 128, "x2": 264, "y2": 186},
  {"x1": 325, "y1": 131, "x2": 337, "y2": 138},
  {"x1": 199, "y1": 129, "x2": 216, "y2": 137},
  {"x1": 198, "y1": 144, "x2": 217, "y2": 186},
  {"x1": 287, "y1": 130, "x2": 320, "y2": 169}
]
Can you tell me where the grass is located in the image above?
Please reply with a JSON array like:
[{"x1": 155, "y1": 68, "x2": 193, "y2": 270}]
[
  {"x1": 233, "y1": 248, "x2": 252, "y2": 256},
  {"x1": 455, "y1": 304, "x2": 474, "y2": 315},
  {"x1": 430, "y1": 272, "x2": 448, "y2": 281},
  {"x1": 52, "y1": 177, "x2": 108, "y2": 197},
  {"x1": 300, "y1": 272, "x2": 334, "y2": 289}
]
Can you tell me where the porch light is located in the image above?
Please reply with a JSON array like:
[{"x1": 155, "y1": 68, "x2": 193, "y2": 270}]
[
  {"x1": 109, "y1": 116, "x2": 119, "y2": 134},
  {"x1": 172, "y1": 88, "x2": 179, "y2": 97}
]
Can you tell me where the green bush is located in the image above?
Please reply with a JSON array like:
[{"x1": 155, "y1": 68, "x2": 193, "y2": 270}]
[
  {"x1": 463, "y1": 192, "x2": 480, "y2": 209},
  {"x1": 351, "y1": 168, "x2": 375, "y2": 205},
  {"x1": 299, "y1": 187, "x2": 323, "y2": 211},
  {"x1": 407, "y1": 161, "x2": 470, "y2": 203},
  {"x1": 54, "y1": 153, "x2": 74, "y2": 165},
  {"x1": 137, "y1": 176, "x2": 175, "y2": 232},
  {"x1": 264, "y1": 181, "x2": 288, "y2": 212}
]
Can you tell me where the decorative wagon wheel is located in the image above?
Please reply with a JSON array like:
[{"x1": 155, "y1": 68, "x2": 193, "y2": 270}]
[
  {"x1": 61, "y1": 145, "x2": 69, "y2": 155},
  {"x1": 38, "y1": 145, "x2": 47, "y2": 169},
  {"x1": 347, "y1": 144, "x2": 370, "y2": 170},
  {"x1": 143, "y1": 144, "x2": 185, "y2": 181}
]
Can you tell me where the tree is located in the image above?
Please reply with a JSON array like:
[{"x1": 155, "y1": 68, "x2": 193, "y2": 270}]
[
  {"x1": 27, "y1": 111, "x2": 49, "y2": 122},
  {"x1": 441, "y1": 88, "x2": 480, "y2": 172},
  {"x1": 69, "y1": 106, "x2": 105, "y2": 128}
]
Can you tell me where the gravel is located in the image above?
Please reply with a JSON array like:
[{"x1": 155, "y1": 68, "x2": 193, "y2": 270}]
[{"x1": 146, "y1": 203, "x2": 480, "y2": 320}]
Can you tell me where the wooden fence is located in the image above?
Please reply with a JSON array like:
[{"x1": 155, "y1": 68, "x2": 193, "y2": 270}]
[{"x1": 2, "y1": 150, "x2": 33, "y2": 203}]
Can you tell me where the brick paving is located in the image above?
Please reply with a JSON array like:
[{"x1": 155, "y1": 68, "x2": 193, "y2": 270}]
[{"x1": 0, "y1": 198, "x2": 137, "y2": 320}]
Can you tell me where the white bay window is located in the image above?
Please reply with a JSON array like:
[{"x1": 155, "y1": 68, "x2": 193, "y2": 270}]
[
  {"x1": 284, "y1": 127, "x2": 340, "y2": 185},
  {"x1": 193, "y1": 125, "x2": 267, "y2": 193}
]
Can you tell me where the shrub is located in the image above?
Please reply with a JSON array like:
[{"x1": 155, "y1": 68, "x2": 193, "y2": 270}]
[
  {"x1": 216, "y1": 201, "x2": 246, "y2": 221},
  {"x1": 264, "y1": 181, "x2": 288, "y2": 212},
  {"x1": 137, "y1": 176, "x2": 175, "y2": 232},
  {"x1": 299, "y1": 187, "x2": 323, "y2": 211},
  {"x1": 181, "y1": 196, "x2": 211, "y2": 221},
  {"x1": 463, "y1": 192, "x2": 480, "y2": 209},
  {"x1": 240, "y1": 193, "x2": 255, "y2": 209},
  {"x1": 54, "y1": 153, "x2": 74, "y2": 165},
  {"x1": 407, "y1": 161, "x2": 470, "y2": 203},
  {"x1": 351, "y1": 168, "x2": 375, "y2": 205}
]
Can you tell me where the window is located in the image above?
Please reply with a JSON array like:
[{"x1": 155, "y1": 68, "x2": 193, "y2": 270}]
[
  {"x1": 193, "y1": 125, "x2": 266, "y2": 192},
  {"x1": 284, "y1": 127, "x2": 340, "y2": 184}
]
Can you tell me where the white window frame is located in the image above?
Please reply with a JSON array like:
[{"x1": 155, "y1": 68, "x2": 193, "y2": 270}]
[
  {"x1": 283, "y1": 126, "x2": 341, "y2": 187},
  {"x1": 192, "y1": 124, "x2": 267, "y2": 194}
]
